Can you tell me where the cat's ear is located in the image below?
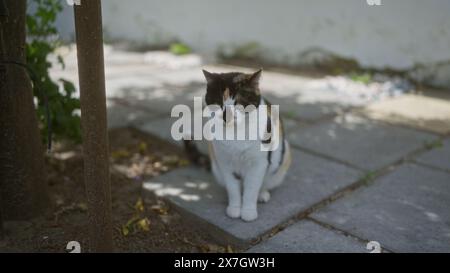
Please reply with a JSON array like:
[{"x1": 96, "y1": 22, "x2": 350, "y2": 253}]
[
  {"x1": 202, "y1": 69, "x2": 216, "y2": 84},
  {"x1": 248, "y1": 69, "x2": 262, "y2": 87}
]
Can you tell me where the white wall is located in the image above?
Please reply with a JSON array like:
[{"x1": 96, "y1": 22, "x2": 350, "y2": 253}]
[{"x1": 56, "y1": 0, "x2": 450, "y2": 70}]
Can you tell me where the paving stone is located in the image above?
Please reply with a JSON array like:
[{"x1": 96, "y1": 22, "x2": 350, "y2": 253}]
[
  {"x1": 280, "y1": 117, "x2": 304, "y2": 134},
  {"x1": 137, "y1": 117, "x2": 209, "y2": 155},
  {"x1": 415, "y1": 139, "x2": 450, "y2": 171},
  {"x1": 107, "y1": 81, "x2": 205, "y2": 115},
  {"x1": 358, "y1": 94, "x2": 450, "y2": 135},
  {"x1": 142, "y1": 148, "x2": 362, "y2": 243},
  {"x1": 137, "y1": 117, "x2": 181, "y2": 146},
  {"x1": 266, "y1": 94, "x2": 345, "y2": 122},
  {"x1": 311, "y1": 163, "x2": 450, "y2": 252},
  {"x1": 247, "y1": 220, "x2": 367, "y2": 253},
  {"x1": 288, "y1": 114, "x2": 437, "y2": 170},
  {"x1": 106, "y1": 100, "x2": 158, "y2": 129},
  {"x1": 137, "y1": 114, "x2": 304, "y2": 156}
]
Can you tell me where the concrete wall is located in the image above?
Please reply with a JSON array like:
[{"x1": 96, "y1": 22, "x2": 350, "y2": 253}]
[{"x1": 55, "y1": 0, "x2": 450, "y2": 73}]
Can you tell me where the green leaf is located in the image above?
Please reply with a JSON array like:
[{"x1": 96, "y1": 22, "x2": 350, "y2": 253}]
[
  {"x1": 27, "y1": 0, "x2": 81, "y2": 144},
  {"x1": 169, "y1": 42, "x2": 191, "y2": 55}
]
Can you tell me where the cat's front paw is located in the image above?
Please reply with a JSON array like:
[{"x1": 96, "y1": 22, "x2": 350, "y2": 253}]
[
  {"x1": 226, "y1": 206, "x2": 241, "y2": 218},
  {"x1": 241, "y1": 207, "x2": 258, "y2": 222}
]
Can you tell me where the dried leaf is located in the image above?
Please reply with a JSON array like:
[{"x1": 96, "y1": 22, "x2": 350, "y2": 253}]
[
  {"x1": 151, "y1": 204, "x2": 168, "y2": 215},
  {"x1": 206, "y1": 244, "x2": 221, "y2": 252},
  {"x1": 134, "y1": 198, "x2": 145, "y2": 213},
  {"x1": 137, "y1": 218, "x2": 151, "y2": 232},
  {"x1": 198, "y1": 244, "x2": 210, "y2": 252},
  {"x1": 111, "y1": 149, "x2": 130, "y2": 159},
  {"x1": 138, "y1": 142, "x2": 147, "y2": 153},
  {"x1": 162, "y1": 155, "x2": 179, "y2": 165},
  {"x1": 77, "y1": 202, "x2": 88, "y2": 211},
  {"x1": 125, "y1": 215, "x2": 140, "y2": 227},
  {"x1": 178, "y1": 159, "x2": 190, "y2": 166},
  {"x1": 122, "y1": 226, "x2": 130, "y2": 236},
  {"x1": 226, "y1": 245, "x2": 234, "y2": 253}
]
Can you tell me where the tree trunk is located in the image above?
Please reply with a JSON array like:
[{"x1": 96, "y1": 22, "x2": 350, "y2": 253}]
[
  {"x1": 74, "y1": 0, "x2": 114, "y2": 252},
  {"x1": 0, "y1": 193, "x2": 4, "y2": 239},
  {"x1": 0, "y1": 0, "x2": 48, "y2": 220}
]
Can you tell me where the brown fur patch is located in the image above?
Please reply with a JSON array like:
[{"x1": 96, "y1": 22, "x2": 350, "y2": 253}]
[{"x1": 233, "y1": 74, "x2": 247, "y2": 83}]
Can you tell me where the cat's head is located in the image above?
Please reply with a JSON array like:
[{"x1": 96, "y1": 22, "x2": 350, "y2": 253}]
[{"x1": 202, "y1": 69, "x2": 262, "y2": 109}]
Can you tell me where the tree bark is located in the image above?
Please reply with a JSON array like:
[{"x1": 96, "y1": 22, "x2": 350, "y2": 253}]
[
  {"x1": 0, "y1": 22, "x2": 4, "y2": 234},
  {"x1": 0, "y1": 0, "x2": 48, "y2": 220},
  {"x1": 74, "y1": 0, "x2": 114, "y2": 252},
  {"x1": 0, "y1": 193, "x2": 4, "y2": 239}
]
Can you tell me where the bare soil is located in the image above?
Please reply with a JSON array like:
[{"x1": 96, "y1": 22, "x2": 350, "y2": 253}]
[{"x1": 0, "y1": 128, "x2": 229, "y2": 253}]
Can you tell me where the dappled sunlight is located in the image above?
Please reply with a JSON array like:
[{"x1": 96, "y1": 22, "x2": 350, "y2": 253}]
[
  {"x1": 52, "y1": 151, "x2": 78, "y2": 161},
  {"x1": 107, "y1": 128, "x2": 190, "y2": 182},
  {"x1": 107, "y1": 81, "x2": 205, "y2": 115},
  {"x1": 49, "y1": 44, "x2": 418, "y2": 132},
  {"x1": 143, "y1": 177, "x2": 213, "y2": 202},
  {"x1": 49, "y1": 44, "x2": 414, "y2": 123},
  {"x1": 287, "y1": 112, "x2": 438, "y2": 171},
  {"x1": 291, "y1": 114, "x2": 380, "y2": 144},
  {"x1": 185, "y1": 181, "x2": 210, "y2": 190},
  {"x1": 325, "y1": 128, "x2": 337, "y2": 140},
  {"x1": 359, "y1": 94, "x2": 450, "y2": 135},
  {"x1": 333, "y1": 114, "x2": 377, "y2": 131},
  {"x1": 425, "y1": 212, "x2": 440, "y2": 222},
  {"x1": 262, "y1": 73, "x2": 411, "y2": 107},
  {"x1": 143, "y1": 51, "x2": 203, "y2": 69}
]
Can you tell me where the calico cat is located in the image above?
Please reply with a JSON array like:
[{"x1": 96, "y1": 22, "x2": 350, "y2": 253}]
[{"x1": 186, "y1": 69, "x2": 291, "y2": 222}]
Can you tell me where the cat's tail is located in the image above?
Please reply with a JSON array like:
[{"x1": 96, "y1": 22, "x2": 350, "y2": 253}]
[{"x1": 183, "y1": 140, "x2": 211, "y2": 171}]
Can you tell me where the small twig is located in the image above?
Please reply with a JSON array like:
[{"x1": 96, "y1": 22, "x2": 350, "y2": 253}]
[{"x1": 53, "y1": 202, "x2": 87, "y2": 225}]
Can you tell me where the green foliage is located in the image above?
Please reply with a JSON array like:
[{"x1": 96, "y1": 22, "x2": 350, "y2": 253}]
[
  {"x1": 26, "y1": 0, "x2": 81, "y2": 143},
  {"x1": 217, "y1": 42, "x2": 262, "y2": 60},
  {"x1": 169, "y1": 42, "x2": 191, "y2": 55},
  {"x1": 232, "y1": 42, "x2": 261, "y2": 59},
  {"x1": 349, "y1": 72, "x2": 372, "y2": 85},
  {"x1": 360, "y1": 171, "x2": 376, "y2": 184},
  {"x1": 423, "y1": 139, "x2": 443, "y2": 150}
]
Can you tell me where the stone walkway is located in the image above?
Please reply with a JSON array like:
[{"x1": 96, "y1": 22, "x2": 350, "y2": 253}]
[{"x1": 51, "y1": 46, "x2": 450, "y2": 253}]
